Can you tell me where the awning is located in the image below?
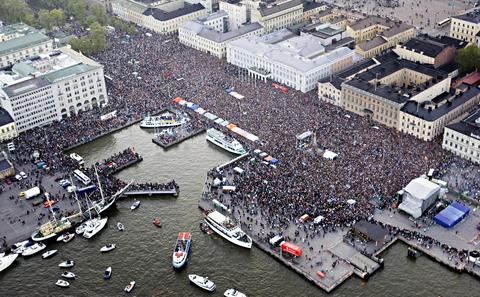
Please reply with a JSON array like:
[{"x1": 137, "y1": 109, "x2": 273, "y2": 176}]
[
  {"x1": 195, "y1": 107, "x2": 206, "y2": 114},
  {"x1": 222, "y1": 186, "x2": 236, "y2": 192},
  {"x1": 226, "y1": 123, "x2": 237, "y2": 130},
  {"x1": 214, "y1": 118, "x2": 224, "y2": 124},
  {"x1": 173, "y1": 97, "x2": 183, "y2": 103},
  {"x1": 269, "y1": 158, "x2": 278, "y2": 165},
  {"x1": 323, "y1": 150, "x2": 338, "y2": 160},
  {"x1": 178, "y1": 100, "x2": 187, "y2": 106},
  {"x1": 220, "y1": 120, "x2": 229, "y2": 126},
  {"x1": 233, "y1": 167, "x2": 244, "y2": 174},
  {"x1": 204, "y1": 113, "x2": 218, "y2": 120},
  {"x1": 280, "y1": 241, "x2": 302, "y2": 257}
]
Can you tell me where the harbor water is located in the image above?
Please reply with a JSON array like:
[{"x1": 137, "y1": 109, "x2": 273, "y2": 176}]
[{"x1": 0, "y1": 124, "x2": 479, "y2": 296}]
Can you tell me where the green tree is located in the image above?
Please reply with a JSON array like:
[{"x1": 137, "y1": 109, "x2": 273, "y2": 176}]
[
  {"x1": 0, "y1": 0, "x2": 32, "y2": 24},
  {"x1": 65, "y1": 0, "x2": 86, "y2": 23},
  {"x1": 38, "y1": 9, "x2": 53, "y2": 31},
  {"x1": 91, "y1": 4, "x2": 108, "y2": 25},
  {"x1": 455, "y1": 44, "x2": 480, "y2": 74},
  {"x1": 89, "y1": 21, "x2": 107, "y2": 52},
  {"x1": 50, "y1": 8, "x2": 65, "y2": 28}
]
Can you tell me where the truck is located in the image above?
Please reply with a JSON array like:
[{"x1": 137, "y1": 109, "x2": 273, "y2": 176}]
[{"x1": 19, "y1": 186, "x2": 41, "y2": 200}]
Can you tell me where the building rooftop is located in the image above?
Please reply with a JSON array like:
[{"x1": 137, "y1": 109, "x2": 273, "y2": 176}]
[
  {"x1": 43, "y1": 63, "x2": 99, "y2": 83},
  {"x1": 318, "y1": 75, "x2": 344, "y2": 89},
  {"x1": 114, "y1": 0, "x2": 148, "y2": 13},
  {"x1": 198, "y1": 10, "x2": 228, "y2": 22},
  {"x1": 0, "y1": 31, "x2": 51, "y2": 56},
  {"x1": 258, "y1": 0, "x2": 303, "y2": 17},
  {"x1": 0, "y1": 107, "x2": 14, "y2": 126},
  {"x1": 143, "y1": 3, "x2": 205, "y2": 21},
  {"x1": 349, "y1": 16, "x2": 393, "y2": 31},
  {"x1": 399, "y1": 37, "x2": 448, "y2": 58},
  {"x1": 2, "y1": 76, "x2": 51, "y2": 98},
  {"x1": 357, "y1": 36, "x2": 387, "y2": 51},
  {"x1": 445, "y1": 106, "x2": 480, "y2": 139},
  {"x1": 382, "y1": 22, "x2": 413, "y2": 38},
  {"x1": 0, "y1": 23, "x2": 33, "y2": 36},
  {"x1": 452, "y1": 9, "x2": 480, "y2": 23},
  {"x1": 302, "y1": 1, "x2": 327, "y2": 12},
  {"x1": 180, "y1": 21, "x2": 263, "y2": 43}
]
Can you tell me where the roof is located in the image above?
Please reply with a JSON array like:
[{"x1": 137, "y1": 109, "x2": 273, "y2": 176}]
[
  {"x1": 0, "y1": 159, "x2": 12, "y2": 171},
  {"x1": 113, "y1": 0, "x2": 148, "y2": 14},
  {"x1": 302, "y1": 1, "x2": 326, "y2": 12},
  {"x1": 336, "y1": 57, "x2": 377, "y2": 79},
  {"x1": 0, "y1": 107, "x2": 14, "y2": 126},
  {"x1": 349, "y1": 16, "x2": 392, "y2": 31},
  {"x1": 143, "y1": 3, "x2": 205, "y2": 21},
  {"x1": 382, "y1": 22, "x2": 414, "y2": 38},
  {"x1": 353, "y1": 220, "x2": 388, "y2": 243},
  {"x1": 399, "y1": 37, "x2": 448, "y2": 58},
  {"x1": 445, "y1": 107, "x2": 480, "y2": 138},
  {"x1": 452, "y1": 9, "x2": 480, "y2": 23},
  {"x1": 258, "y1": 0, "x2": 303, "y2": 17},
  {"x1": 400, "y1": 84, "x2": 480, "y2": 121},
  {"x1": 0, "y1": 32, "x2": 51, "y2": 56},
  {"x1": 2, "y1": 76, "x2": 51, "y2": 98},
  {"x1": 181, "y1": 21, "x2": 263, "y2": 43},
  {"x1": 404, "y1": 177, "x2": 440, "y2": 200},
  {"x1": 42, "y1": 63, "x2": 99, "y2": 83},
  {"x1": 357, "y1": 36, "x2": 387, "y2": 51},
  {"x1": 318, "y1": 75, "x2": 343, "y2": 89},
  {"x1": 0, "y1": 23, "x2": 32, "y2": 36}
]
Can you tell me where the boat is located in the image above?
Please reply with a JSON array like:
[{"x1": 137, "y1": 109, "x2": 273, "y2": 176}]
[
  {"x1": 100, "y1": 244, "x2": 116, "y2": 253},
  {"x1": 153, "y1": 218, "x2": 161, "y2": 227},
  {"x1": 140, "y1": 112, "x2": 187, "y2": 128},
  {"x1": 61, "y1": 271, "x2": 75, "y2": 279},
  {"x1": 0, "y1": 253, "x2": 18, "y2": 272},
  {"x1": 11, "y1": 240, "x2": 31, "y2": 254},
  {"x1": 42, "y1": 249, "x2": 58, "y2": 259},
  {"x1": 188, "y1": 274, "x2": 216, "y2": 292},
  {"x1": 58, "y1": 260, "x2": 74, "y2": 268},
  {"x1": 199, "y1": 222, "x2": 213, "y2": 235},
  {"x1": 75, "y1": 222, "x2": 87, "y2": 235},
  {"x1": 172, "y1": 232, "x2": 191, "y2": 269},
  {"x1": 130, "y1": 200, "x2": 140, "y2": 210},
  {"x1": 83, "y1": 217, "x2": 108, "y2": 239},
  {"x1": 117, "y1": 222, "x2": 124, "y2": 231},
  {"x1": 22, "y1": 242, "x2": 46, "y2": 257},
  {"x1": 224, "y1": 288, "x2": 247, "y2": 297},
  {"x1": 62, "y1": 233, "x2": 75, "y2": 243},
  {"x1": 55, "y1": 279, "x2": 69, "y2": 288},
  {"x1": 204, "y1": 210, "x2": 252, "y2": 249},
  {"x1": 31, "y1": 217, "x2": 72, "y2": 242},
  {"x1": 206, "y1": 128, "x2": 246, "y2": 155},
  {"x1": 124, "y1": 281, "x2": 135, "y2": 293},
  {"x1": 103, "y1": 267, "x2": 112, "y2": 279}
]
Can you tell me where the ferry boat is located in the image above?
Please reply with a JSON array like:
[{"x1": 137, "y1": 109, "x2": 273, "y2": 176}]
[
  {"x1": 31, "y1": 217, "x2": 72, "y2": 242},
  {"x1": 172, "y1": 232, "x2": 191, "y2": 269},
  {"x1": 206, "y1": 128, "x2": 246, "y2": 155},
  {"x1": 140, "y1": 112, "x2": 187, "y2": 128},
  {"x1": 204, "y1": 210, "x2": 252, "y2": 249},
  {"x1": 0, "y1": 253, "x2": 18, "y2": 272}
]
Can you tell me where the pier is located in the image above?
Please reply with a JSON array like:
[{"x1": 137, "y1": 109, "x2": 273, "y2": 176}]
[
  {"x1": 105, "y1": 157, "x2": 143, "y2": 176},
  {"x1": 123, "y1": 188, "x2": 178, "y2": 197},
  {"x1": 152, "y1": 127, "x2": 205, "y2": 149}
]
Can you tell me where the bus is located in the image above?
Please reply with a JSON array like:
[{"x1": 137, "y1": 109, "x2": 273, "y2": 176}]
[
  {"x1": 437, "y1": 18, "x2": 451, "y2": 28},
  {"x1": 77, "y1": 184, "x2": 97, "y2": 196},
  {"x1": 70, "y1": 153, "x2": 84, "y2": 166},
  {"x1": 73, "y1": 169, "x2": 91, "y2": 185}
]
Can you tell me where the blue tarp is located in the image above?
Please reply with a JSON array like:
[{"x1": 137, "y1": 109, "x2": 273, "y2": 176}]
[
  {"x1": 434, "y1": 202, "x2": 470, "y2": 228},
  {"x1": 269, "y1": 158, "x2": 279, "y2": 165},
  {"x1": 225, "y1": 87, "x2": 233, "y2": 93},
  {"x1": 188, "y1": 104, "x2": 199, "y2": 110}
]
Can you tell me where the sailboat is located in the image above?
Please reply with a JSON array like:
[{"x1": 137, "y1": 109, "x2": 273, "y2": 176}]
[{"x1": 31, "y1": 193, "x2": 72, "y2": 242}]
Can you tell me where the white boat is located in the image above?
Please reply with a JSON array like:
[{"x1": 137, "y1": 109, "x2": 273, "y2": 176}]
[
  {"x1": 100, "y1": 244, "x2": 116, "y2": 253},
  {"x1": 188, "y1": 274, "x2": 216, "y2": 292},
  {"x1": 22, "y1": 242, "x2": 46, "y2": 257},
  {"x1": 172, "y1": 232, "x2": 191, "y2": 269},
  {"x1": 75, "y1": 223, "x2": 87, "y2": 235},
  {"x1": 124, "y1": 281, "x2": 135, "y2": 293},
  {"x1": 59, "y1": 260, "x2": 74, "y2": 268},
  {"x1": 42, "y1": 249, "x2": 58, "y2": 259},
  {"x1": 130, "y1": 200, "x2": 140, "y2": 210},
  {"x1": 140, "y1": 112, "x2": 187, "y2": 128},
  {"x1": 117, "y1": 222, "x2": 124, "y2": 231},
  {"x1": 206, "y1": 128, "x2": 246, "y2": 155},
  {"x1": 31, "y1": 217, "x2": 72, "y2": 242},
  {"x1": 0, "y1": 253, "x2": 18, "y2": 272},
  {"x1": 61, "y1": 271, "x2": 75, "y2": 279},
  {"x1": 83, "y1": 217, "x2": 108, "y2": 239},
  {"x1": 204, "y1": 210, "x2": 252, "y2": 249},
  {"x1": 224, "y1": 288, "x2": 247, "y2": 297},
  {"x1": 55, "y1": 279, "x2": 69, "y2": 288},
  {"x1": 62, "y1": 233, "x2": 75, "y2": 243},
  {"x1": 11, "y1": 240, "x2": 30, "y2": 254},
  {"x1": 103, "y1": 267, "x2": 112, "y2": 279}
]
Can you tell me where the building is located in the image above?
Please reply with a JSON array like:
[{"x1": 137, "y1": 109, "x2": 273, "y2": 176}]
[
  {"x1": 393, "y1": 36, "x2": 458, "y2": 69},
  {"x1": 450, "y1": 9, "x2": 480, "y2": 43},
  {"x1": 226, "y1": 29, "x2": 354, "y2": 92},
  {"x1": 301, "y1": 23, "x2": 347, "y2": 46},
  {"x1": 0, "y1": 107, "x2": 17, "y2": 141},
  {"x1": 398, "y1": 177, "x2": 440, "y2": 219},
  {"x1": 0, "y1": 151, "x2": 14, "y2": 180},
  {"x1": 346, "y1": 17, "x2": 415, "y2": 58},
  {"x1": 0, "y1": 47, "x2": 108, "y2": 133},
  {"x1": 0, "y1": 23, "x2": 53, "y2": 68},
  {"x1": 178, "y1": 12, "x2": 263, "y2": 58},
  {"x1": 251, "y1": 0, "x2": 303, "y2": 33},
  {"x1": 112, "y1": 0, "x2": 207, "y2": 34},
  {"x1": 219, "y1": 0, "x2": 247, "y2": 30},
  {"x1": 302, "y1": 1, "x2": 328, "y2": 21},
  {"x1": 443, "y1": 107, "x2": 480, "y2": 164},
  {"x1": 399, "y1": 83, "x2": 480, "y2": 141}
]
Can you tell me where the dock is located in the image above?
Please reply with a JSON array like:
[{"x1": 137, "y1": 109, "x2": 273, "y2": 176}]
[
  {"x1": 105, "y1": 157, "x2": 143, "y2": 176},
  {"x1": 123, "y1": 188, "x2": 178, "y2": 197},
  {"x1": 152, "y1": 127, "x2": 205, "y2": 149}
]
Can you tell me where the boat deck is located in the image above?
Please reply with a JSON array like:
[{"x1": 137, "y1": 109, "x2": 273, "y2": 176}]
[{"x1": 152, "y1": 127, "x2": 205, "y2": 149}]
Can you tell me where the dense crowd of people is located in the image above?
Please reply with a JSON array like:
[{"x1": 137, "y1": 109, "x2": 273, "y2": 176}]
[{"x1": 98, "y1": 147, "x2": 143, "y2": 176}]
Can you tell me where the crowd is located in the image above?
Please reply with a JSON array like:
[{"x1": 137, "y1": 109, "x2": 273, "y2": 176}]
[
  {"x1": 127, "y1": 180, "x2": 179, "y2": 192},
  {"x1": 98, "y1": 147, "x2": 143, "y2": 176}
]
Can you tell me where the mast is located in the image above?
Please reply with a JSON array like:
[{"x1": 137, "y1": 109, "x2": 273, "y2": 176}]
[
  {"x1": 94, "y1": 164, "x2": 105, "y2": 204},
  {"x1": 70, "y1": 174, "x2": 83, "y2": 215}
]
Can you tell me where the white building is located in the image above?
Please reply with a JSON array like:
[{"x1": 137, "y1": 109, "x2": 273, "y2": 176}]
[
  {"x1": 0, "y1": 23, "x2": 53, "y2": 68},
  {"x1": 226, "y1": 29, "x2": 355, "y2": 92},
  {"x1": 443, "y1": 107, "x2": 480, "y2": 164},
  {"x1": 219, "y1": 0, "x2": 247, "y2": 30},
  {"x1": 179, "y1": 11, "x2": 263, "y2": 58},
  {"x1": 0, "y1": 47, "x2": 108, "y2": 133},
  {"x1": 251, "y1": 0, "x2": 303, "y2": 33}
]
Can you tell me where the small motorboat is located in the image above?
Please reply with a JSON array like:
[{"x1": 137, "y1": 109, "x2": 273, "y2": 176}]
[
  {"x1": 75, "y1": 223, "x2": 87, "y2": 235},
  {"x1": 153, "y1": 218, "x2": 161, "y2": 227},
  {"x1": 103, "y1": 266, "x2": 112, "y2": 279},
  {"x1": 0, "y1": 253, "x2": 18, "y2": 272},
  {"x1": 189, "y1": 274, "x2": 216, "y2": 292},
  {"x1": 199, "y1": 222, "x2": 213, "y2": 235},
  {"x1": 55, "y1": 279, "x2": 69, "y2": 288},
  {"x1": 172, "y1": 232, "x2": 191, "y2": 269},
  {"x1": 21, "y1": 242, "x2": 46, "y2": 257},
  {"x1": 130, "y1": 200, "x2": 140, "y2": 210},
  {"x1": 61, "y1": 271, "x2": 75, "y2": 279},
  {"x1": 42, "y1": 249, "x2": 58, "y2": 259},
  {"x1": 117, "y1": 222, "x2": 125, "y2": 231},
  {"x1": 11, "y1": 240, "x2": 30, "y2": 254},
  {"x1": 62, "y1": 233, "x2": 75, "y2": 243},
  {"x1": 100, "y1": 244, "x2": 116, "y2": 253},
  {"x1": 224, "y1": 288, "x2": 247, "y2": 297},
  {"x1": 124, "y1": 281, "x2": 135, "y2": 293},
  {"x1": 59, "y1": 260, "x2": 74, "y2": 268}
]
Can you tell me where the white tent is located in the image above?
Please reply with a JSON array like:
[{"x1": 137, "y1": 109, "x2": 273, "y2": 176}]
[
  {"x1": 323, "y1": 150, "x2": 338, "y2": 160},
  {"x1": 398, "y1": 178, "x2": 440, "y2": 219}
]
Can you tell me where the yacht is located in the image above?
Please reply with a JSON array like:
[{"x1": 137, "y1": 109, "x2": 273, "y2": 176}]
[
  {"x1": 124, "y1": 281, "x2": 135, "y2": 293},
  {"x1": 55, "y1": 279, "x2": 69, "y2": 288},
  {"x1": 172, "y1": 232, "x2": 191, "y2": 269},
  {"x1": 22, "y1": 242, "x2": 46, "y2": 257},
  {"x1": 59, "y1": 260, "x2": 74, "y2": 268},
  {"x1": 189, "y1": 274, "x2": 216, "y2": 292},
  {"x1": 140, "y1": 112, "x2": 187, "y2": 128},
  {"x1": 104, "y1": 267, "x2": 112, "y2": 279},
  {"x1": 11, "y1": 240, "x2": 31, "y2": 254},
  {"x1": 130, "y1": 200, "x2": 140, "y2": 210},
  {"x1": 83, "y1": 217, "x2": 108, "y2": 239},
  {"x1": 204, "y1": 210, "x2": 252, "y2": 249},
  {"x1": 42, "y1": 250, "x2": 58, "y2": 259},
  {"x1": 0, "y1": 253, "x2": 18, "y2": 272},
  {"x1": 100, "y1": 244, "x2": 116, "y2": 253},
  {"x1": 75, "y1": 222, "x2": 87, "y2": 235},
  {"x1": 224, "y1": 288, "x2": 247, "y2": 297},
  {"x1": 31, "y1": 217, "x2": 72, "y2": 242},
  {"x1": 206, "y1": 128, "x2": 246, "y2": 155},
  {"x1": 61, "y1": 272, "x2": 75, "y2": 279}
]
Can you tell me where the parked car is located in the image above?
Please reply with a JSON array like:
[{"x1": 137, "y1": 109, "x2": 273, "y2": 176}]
[
  {"x1": 67, "y1": 186, "x2": 77, "y2": 193},
  {"x1": 15, "y1": 174, "x2": 22, "y2": 181},
  {"x1": 20, "y1": 171, "x2": 27, "y2": 179}
]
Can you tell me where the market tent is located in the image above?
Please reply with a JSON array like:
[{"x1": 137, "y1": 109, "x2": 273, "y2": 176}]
[
  {"x1": 225, "y1": 87, "x2": 233, "y2": 93},
  {"x1": 214, "y1": 118, "x2": 224, "y2": 124},
  {"x1": 323, "y1": 150, "x2": 338, "y2": 160},
  {"x1": 245, "y1": 133, "x2": 259, "y2": 142},
  {"x1": 178, "y1": 100, "x2": 187, "y2": 106},
  {"x1": 195, "y1": 107, "x2": 206, "y2": 114},
  {"x1": 269, "y1": 158, "x2": 278, "y2": 165},
  {"x1": 173, "y1": 97, "x2": 183, "y2": 103},
  {"x1": 230, "y1": 91, "x2": 244, "y2": 99},
  {"x1": 347, "y1": 199, "x2": 356, "y2": 205},
  {"x1": 434, "y1": 202, "x2": 470, "y2": 228},
  {"x1": 264, "y1": 155, "x2": 273, "y2": 162},
  {"x1": 204, "y1": 113, "x2": 218, "y2": 120},
  {"x1": 226, "y1": 123, "x2": 237, "y2": 130},
  {"x1": 280, "y1": 241, "x2": 302, "y2": 257},
  {"x1": 220, "y1": 120, "x2": 229, "y2": 126},
  {"x1": 188, "y1": 103, "x2": 199, "y2": 110}
]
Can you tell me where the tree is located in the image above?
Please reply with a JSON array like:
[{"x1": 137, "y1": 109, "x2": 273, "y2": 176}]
[
  {"x1": 455, "y1": 44, "x2": 480, "y2": 74},
  {"x1": 50, "y1": 8, "x2": 65, "y2": 28},
  {"x1": 0, "y1": 0, "x2": 32, "y2": 24},
  {"x1": 89, "y1": 21, "x2": 107, "y2": 52},
  {"x1": 65, "y1": 0, "x2": 86, "y2": 23},
  {"x1": 91, "y1": 4, "x2": 108, "y2": 25},
  {"x1": 38, "y1": 9, "x2": 53, "y2": 31}
]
